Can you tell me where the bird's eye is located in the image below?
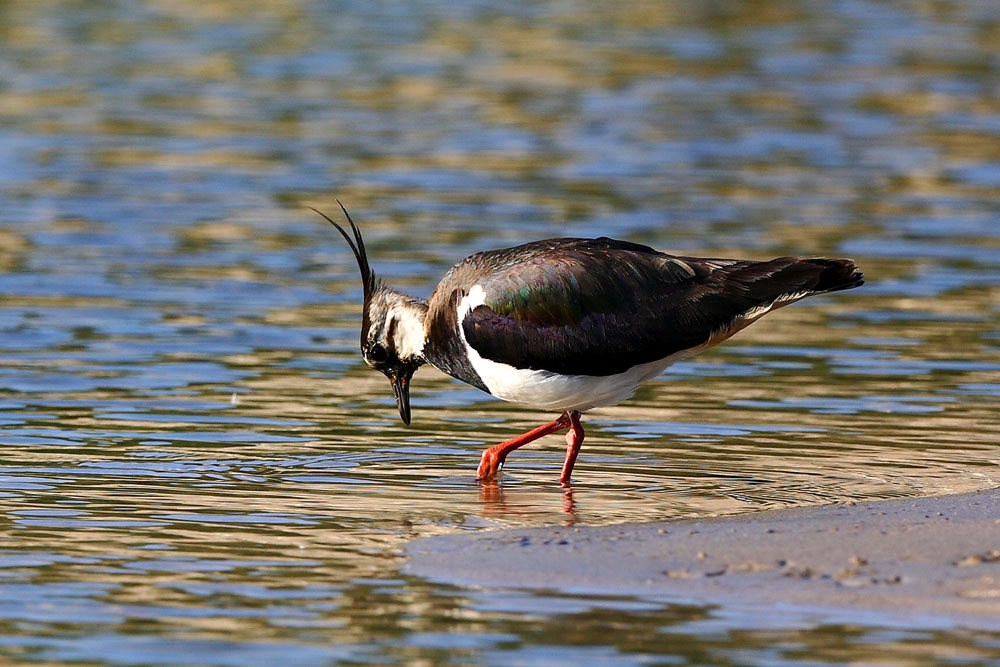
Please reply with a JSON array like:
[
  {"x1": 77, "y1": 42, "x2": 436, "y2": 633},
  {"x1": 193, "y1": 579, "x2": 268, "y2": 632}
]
[{"x1": 368, "y1": 343, "x2": 388, "y2": 364}]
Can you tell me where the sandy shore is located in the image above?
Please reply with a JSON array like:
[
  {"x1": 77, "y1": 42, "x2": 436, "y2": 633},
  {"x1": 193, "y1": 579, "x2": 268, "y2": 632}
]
[{"x1": 406, "y1": 488, "x2": 1000, "y2": 628}]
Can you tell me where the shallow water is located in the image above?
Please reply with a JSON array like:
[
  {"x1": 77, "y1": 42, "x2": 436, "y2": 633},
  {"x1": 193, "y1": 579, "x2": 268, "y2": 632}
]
[{"x1": 1, "y1": 0, "x2": 999, "y2": 663}]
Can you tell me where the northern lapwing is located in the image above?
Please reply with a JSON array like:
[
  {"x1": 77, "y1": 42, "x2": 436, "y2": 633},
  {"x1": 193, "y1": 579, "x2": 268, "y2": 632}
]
[{"x1": 317, "y1": 203, "x2": 863, "y2": 485}]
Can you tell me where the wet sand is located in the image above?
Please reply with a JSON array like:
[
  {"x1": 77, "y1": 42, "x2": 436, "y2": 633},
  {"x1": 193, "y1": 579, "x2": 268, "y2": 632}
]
[{"x1": 406, "y1": 488, "x2": 1000, "y2": 628}]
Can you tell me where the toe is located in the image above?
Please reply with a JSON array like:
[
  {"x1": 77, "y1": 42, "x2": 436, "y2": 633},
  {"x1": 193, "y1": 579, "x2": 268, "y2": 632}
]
[{"x1": 477, "y1": 450, "x2": 500, "y2": 480}]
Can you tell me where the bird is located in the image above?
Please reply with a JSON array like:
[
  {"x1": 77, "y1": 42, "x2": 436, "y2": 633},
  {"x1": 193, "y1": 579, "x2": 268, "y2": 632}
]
[{"x1": 316, "y1": 203, "x2": 863, "y2": 485}]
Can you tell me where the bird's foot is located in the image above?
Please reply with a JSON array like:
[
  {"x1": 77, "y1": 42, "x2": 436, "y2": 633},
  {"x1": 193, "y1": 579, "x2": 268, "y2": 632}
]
[
  {"x1": 476, "y1": 447, "x2": 505, "y2": 481},
  {"x1": 476, "y1": 412, "x2": 574, "y2": 481}
]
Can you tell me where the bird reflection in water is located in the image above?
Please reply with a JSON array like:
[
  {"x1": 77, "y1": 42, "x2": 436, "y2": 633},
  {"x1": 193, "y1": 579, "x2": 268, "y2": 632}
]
[{"x1": 478, "y1": 479, "x2": 579, "y2": 523}]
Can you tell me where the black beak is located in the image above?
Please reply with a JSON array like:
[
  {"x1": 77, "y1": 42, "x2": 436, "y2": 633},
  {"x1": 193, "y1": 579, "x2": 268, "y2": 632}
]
[{"x1": 390, "y1": 371, "x2": 412, "y2": 425}]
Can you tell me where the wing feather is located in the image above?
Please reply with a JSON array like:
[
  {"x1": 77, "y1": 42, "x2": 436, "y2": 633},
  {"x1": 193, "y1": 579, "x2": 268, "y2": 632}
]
[{"x1": 458, "y1": 238, "x2": 860, "y2": 377}]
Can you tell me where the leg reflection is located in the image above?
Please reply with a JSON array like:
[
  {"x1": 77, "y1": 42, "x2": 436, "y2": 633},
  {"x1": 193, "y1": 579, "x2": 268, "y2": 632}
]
[
  {"x1": 476, "y1": 478, "x2": 579, "y2": 523},
  {"x1": 478, "y1": 479, "x2": 506, "y2": 514},
  {"x1": 561, "y1": 484, "x2": 576, "y2": 519}
]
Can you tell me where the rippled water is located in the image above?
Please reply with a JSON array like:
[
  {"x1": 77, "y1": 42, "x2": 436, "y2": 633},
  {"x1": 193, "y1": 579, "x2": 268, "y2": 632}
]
[{"x1": 1, "y1": 0, "x2": 999, "y2": 663}]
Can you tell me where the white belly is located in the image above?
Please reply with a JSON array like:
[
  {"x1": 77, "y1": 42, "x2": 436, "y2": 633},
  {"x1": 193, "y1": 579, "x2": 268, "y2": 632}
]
[{"x1": 463, "y1": 346, "x2": 692, "y2": 412}]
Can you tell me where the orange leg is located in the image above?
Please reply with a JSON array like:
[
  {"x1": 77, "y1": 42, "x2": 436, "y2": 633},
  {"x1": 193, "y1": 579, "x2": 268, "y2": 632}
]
[
  {"x1": 559, "y1": 410, "x2": 584, "y2": 486},
  {"x1": 477, "y1": 412, "x2": 572, "y2": 481}
]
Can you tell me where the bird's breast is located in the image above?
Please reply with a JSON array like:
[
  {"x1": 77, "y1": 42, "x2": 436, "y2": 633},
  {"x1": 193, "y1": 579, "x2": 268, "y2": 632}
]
[{"x1": 422, "y1": 287, "x2": 489, "y2": 393}]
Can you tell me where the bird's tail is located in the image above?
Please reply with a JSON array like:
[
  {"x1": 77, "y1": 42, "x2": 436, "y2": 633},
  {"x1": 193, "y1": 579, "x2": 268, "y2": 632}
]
[
  {"x1": 722, "y1": 256, "x2": 864, "y2": 303},
  {"x1": 795, "y1": 257, "x2": 864, "y2": 294},
  {"x1": 665, "y1": 254, "x2": 864, "y2": 351}
]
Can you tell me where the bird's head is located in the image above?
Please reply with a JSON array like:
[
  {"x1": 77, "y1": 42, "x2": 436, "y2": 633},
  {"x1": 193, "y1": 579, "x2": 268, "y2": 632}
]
[{"x1": 315, "y1": 203, "x2": 427, "y2": 425}]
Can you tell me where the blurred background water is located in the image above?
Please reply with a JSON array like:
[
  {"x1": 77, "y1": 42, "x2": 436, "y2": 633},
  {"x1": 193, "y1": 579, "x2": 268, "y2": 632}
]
[{"x1": 0, "y1": 0, "x2": 999, "y2": 663}]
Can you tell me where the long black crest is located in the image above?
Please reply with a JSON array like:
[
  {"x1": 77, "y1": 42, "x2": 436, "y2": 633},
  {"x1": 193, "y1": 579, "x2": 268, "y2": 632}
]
[{"x1": 312, "y1": 201, "x2": 376, "y2": 299}]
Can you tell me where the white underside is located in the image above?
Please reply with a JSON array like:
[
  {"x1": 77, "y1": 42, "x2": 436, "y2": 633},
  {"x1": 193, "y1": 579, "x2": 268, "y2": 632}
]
[
  {"x1": 455, "y1": 285, "x2": 810, "y2": 412},
  {"x1": 469, "y1": 350, "x2": 693, "y2": 412}
]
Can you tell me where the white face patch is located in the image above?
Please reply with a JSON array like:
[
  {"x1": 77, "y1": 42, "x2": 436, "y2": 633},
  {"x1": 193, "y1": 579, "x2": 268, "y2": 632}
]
[
  {"x1": 365, "y1": 289, "x2": 428, "y2": 364},
  {"x1": 387, "y1": 301, "x2": 427, "y2": 360}
]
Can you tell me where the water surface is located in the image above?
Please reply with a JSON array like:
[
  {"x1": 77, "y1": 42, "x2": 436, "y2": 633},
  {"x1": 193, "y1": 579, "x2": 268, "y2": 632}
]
[{"x1": 1, "y1": 0, "x2": 999, "y2": 663}]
